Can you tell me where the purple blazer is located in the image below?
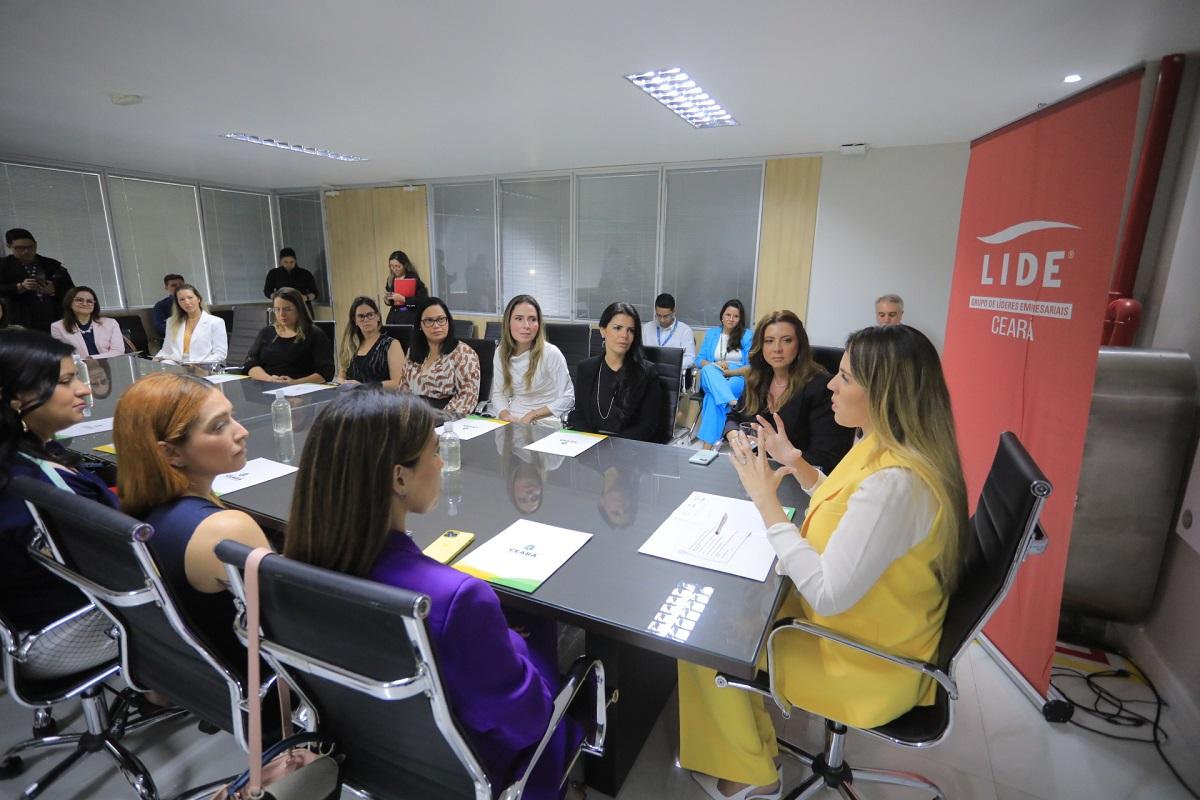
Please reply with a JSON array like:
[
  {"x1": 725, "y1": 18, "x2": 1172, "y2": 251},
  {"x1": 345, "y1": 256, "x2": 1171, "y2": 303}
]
[{"x1": 369, "y1": 532, "x2": 577, "y2": 800}]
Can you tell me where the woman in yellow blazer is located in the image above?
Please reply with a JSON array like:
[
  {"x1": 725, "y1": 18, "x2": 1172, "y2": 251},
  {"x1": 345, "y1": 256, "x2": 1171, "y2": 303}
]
[{"x1": 679, "y1": 324, "x2": 969, "y2": 800}]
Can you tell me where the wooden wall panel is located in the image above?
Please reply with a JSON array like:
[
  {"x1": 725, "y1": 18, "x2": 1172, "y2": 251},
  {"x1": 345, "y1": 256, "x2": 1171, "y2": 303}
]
[
  {"x1": 372, "y1": 185, "x2": 431, "y2": 300},
  {"x1": 755, "y1": 157, "x2": 822, "y2": 324},
  {"x1": 323, "y1": 187, "x2": 377, "y2": 322}
]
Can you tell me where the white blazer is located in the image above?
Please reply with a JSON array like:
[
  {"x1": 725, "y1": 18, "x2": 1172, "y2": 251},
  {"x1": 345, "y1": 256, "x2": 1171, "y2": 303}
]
[
  {"x1": 50, "y1": 317, "x2": 125, "y2": 359},
  {"x1": 155, "y1": 311, "x2": 228, "y2": 363}
]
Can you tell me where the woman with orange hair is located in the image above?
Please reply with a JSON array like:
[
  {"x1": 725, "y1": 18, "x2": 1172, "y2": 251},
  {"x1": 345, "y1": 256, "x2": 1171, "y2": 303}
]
[{"x1": 114, "y1": 373, "x2": 270, "y2": 664}]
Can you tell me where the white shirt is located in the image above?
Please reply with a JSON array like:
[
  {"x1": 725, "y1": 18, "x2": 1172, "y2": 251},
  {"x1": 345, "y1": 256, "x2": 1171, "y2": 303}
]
[
  {"x1": 641, "y1": 319, "x2": 696, "y2": 369},
  {"x1": 155, "y1": 311, "x2": 228, "y2": 364},
  {"x1": 765, "y1": 467, "x2": 938, "y2": 617},
  {"x1": 489, "y1": 342, "x2": 575, "y2": 419}
]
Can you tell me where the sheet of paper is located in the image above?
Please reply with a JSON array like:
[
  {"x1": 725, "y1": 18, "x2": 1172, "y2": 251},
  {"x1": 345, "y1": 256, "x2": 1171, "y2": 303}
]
[
  {"x1": 93, "y1": 443, "x2": 117, "y2": 454},
  {"x1": 263, "y1": 382, "x2": 335, "y2": 397},
  {"x1": 206, "y1": 373, "x2": 249, "y2": 384},
  {"x1": 638, "y1": 491, "x2": 777, "y2": 581},
  {"x1": 523, "y1": 430, "x2": 606, "y2": 458},
  {"x1": 212, "y1": 457, "x2": 298, "y2": 496},
  {"x1": 443, "y1": 415, "x2": 509, "y2": 441},
  {"x1": 55, "y1": 417, "x2": 114, "y2": 439},
  {"x1": 455, "y1": 519, "x2": 592, "y2": 592}
]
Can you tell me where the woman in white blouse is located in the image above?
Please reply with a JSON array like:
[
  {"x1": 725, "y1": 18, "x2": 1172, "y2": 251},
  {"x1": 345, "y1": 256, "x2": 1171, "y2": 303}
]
[
  {"x1": 50, "y1": 286, "x2": 124, "y2": 358},
  {"x1": 154, "y1": 284, "x2": 228, "y2": 364},
  {"x1": 489, "y1": 294, "x2": 574, "y2": 425}
]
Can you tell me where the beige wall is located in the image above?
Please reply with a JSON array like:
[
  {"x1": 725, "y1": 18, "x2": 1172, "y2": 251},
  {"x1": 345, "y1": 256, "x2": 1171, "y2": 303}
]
[{"x1": 754, "y1": 157, "x2": 822, "y2": 323}]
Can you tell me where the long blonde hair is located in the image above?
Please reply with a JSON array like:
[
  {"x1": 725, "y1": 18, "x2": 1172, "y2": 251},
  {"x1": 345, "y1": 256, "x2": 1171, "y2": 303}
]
[
  {"x1": 846, "y1": 325, "x2": 969, "y2": 591},
  {"x1": 498, "y1": 294, "x2": 546, "y2": 396},
  {"x1": 166, "y1": 283, "x2": 206, "y2": 339},
  {"x1": 742, "y1": 310, "x2": 821, "y2": 418}
]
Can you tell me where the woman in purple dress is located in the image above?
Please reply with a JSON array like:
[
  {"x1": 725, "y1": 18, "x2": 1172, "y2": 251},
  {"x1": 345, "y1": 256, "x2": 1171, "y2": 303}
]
[{"x1": 283, "y1": 387, "x2": 582, "y2": 800}]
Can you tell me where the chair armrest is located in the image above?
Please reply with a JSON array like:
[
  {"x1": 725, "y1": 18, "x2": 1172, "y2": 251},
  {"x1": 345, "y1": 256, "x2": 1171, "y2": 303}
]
[
  {"x1": 767, "y1": 617, "x2": 957, "y2": 700},
  {"x1": 499, "y1": 656, "x2": 607, "y2": 800},
  {"x1": 1027, "y1": 523, "x2": 1049, "y2": 556}
]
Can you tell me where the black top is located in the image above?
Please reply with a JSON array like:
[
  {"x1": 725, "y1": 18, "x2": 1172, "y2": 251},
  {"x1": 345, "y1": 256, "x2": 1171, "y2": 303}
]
[
  {"x1": 0, "y1": 254, "x2": 74, "y2": 332},
  {"x1": 1, "y1": 456, "x2": 115, "y2": 630},
  {"x1": 346, "y1": 333, "x2": 398, "y2": 384},
  {"x1": 263, "y1": 266, "x2": 319, "y2": 301},
  {"x1": 568, "y1": 355, "x2": 663, "y2": 442},
  {"x1": 384, "y1": 275, "x2": 429, "y2": 325},
  {"x1": 142, "y1": 496, "x2": 244, "y2": 667},
  {"x1": 725, "y1": 369, "x2": 854, "y2": 473},
  {"x1": 244, "y1": 325, "x2": 335, "y2": 381}
]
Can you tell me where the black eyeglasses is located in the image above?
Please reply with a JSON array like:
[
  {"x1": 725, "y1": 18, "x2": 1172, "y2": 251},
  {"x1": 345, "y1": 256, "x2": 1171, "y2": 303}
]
[{"x1": 421, "y1": 316, "x2": 449, "y2": 328}]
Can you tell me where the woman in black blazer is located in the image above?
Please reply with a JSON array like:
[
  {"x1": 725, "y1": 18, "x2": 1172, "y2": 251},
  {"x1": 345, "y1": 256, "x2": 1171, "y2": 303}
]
[
  {"x1": 724, "y1": 310, "x2": 853, "y2": 473},
  {"x1": 568, "y1": 302, "x2": 662, "y2": 442}
]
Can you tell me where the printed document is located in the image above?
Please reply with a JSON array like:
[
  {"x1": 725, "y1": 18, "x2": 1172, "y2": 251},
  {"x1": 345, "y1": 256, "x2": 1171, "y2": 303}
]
[
  {"x1": 56, "y1": 417, "x2": 114, "y2": 439},
  {"x1": 212, "y1": 458, "x2": 298, "y2": 496},
  {"x1": 455, "y1": 519, "x2": 592, "y2": 592},
  {"x1": 639, "y1": 491, "x2": 777, "y2": 581},
  {"x1": 206, "y1": 373, "x2": 249, "y2": 384},
  {"x1": 436, "y1": 415, "x2": 509, "y2": 441},
  {"x1": 523, "y1": 430, "x2": 606, "y2": 458},
  {"x1": 263, "y1": 383, "x2": 334, "y2": 397}
]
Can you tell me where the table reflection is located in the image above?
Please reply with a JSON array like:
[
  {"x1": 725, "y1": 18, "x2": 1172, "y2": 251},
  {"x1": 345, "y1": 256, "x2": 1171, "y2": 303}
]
[{"x1": 495, "y1": 424, "x2": 565, "y2": 515}]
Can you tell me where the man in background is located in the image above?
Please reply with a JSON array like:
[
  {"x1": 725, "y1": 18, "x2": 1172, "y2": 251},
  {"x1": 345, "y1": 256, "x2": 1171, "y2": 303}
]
[
  {"x1": 875, "y1": 293, "x2": 904, "y2": 326},
  {"x1": 0, "y1": 228, "x2": 74, "y2": 332},
  {"x1": 263, "y1": 247, "x2": 318, "y2": 315},
  {"x1": 152, "y1": 273, "x2": 185, "y2": 337},
  {"x1": 642, "y1": 292, "x2": 696, "y2": 369}
]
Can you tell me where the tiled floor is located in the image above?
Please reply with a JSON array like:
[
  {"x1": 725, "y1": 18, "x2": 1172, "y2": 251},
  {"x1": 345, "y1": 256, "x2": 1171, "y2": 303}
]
[{"x1": 2, "y1": 642, "x2": 1196, "y2": 799}]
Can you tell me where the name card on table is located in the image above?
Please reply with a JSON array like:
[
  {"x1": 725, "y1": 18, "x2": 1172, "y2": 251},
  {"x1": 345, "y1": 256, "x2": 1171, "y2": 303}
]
[
  {"x1": 523, "y1": 430, "x2": 606, "y2": 458},
  {"x1": 262, "y1": 383, "x2": 335, "y2": 397},
  {"x1": 212, "y1": 457, "x2": 298, "y2": 497},
  {"x1": 55, "y1": 417, "x2": 114, "y2": 439},
  {"x1": 455, "y1": 519, "x2": 592, "y2": 593},
  {"x1": 434, "y1": 415, "x2": 509, "y2": 442}
]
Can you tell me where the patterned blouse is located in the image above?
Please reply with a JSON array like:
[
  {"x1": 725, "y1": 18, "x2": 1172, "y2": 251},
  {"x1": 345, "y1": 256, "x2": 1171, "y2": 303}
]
[
  {"x1": 346, "y1": 333, "x2": 399, "y2": 384},
  {"x1": 399, "y1": 341, "x2": 481, "y2": 420}
]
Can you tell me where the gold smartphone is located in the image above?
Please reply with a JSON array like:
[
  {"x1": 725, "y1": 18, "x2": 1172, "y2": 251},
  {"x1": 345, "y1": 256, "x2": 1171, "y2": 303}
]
[{"x1": 422, "y1": 530, "x2": 476, "y2": 564}]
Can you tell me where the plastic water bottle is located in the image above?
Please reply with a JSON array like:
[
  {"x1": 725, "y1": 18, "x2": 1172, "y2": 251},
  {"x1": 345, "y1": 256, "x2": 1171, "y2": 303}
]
[
  {"x1": 73, "y1": 356, "x2": 94, "y2": 417},
  {"x1": 439, "y1": 420, "x2": 461, "y2": 473},
  {"x1": 274, "y1": 430, "x2": 296, "y2": 464},
  {"x1": 271, "y1": 396, "x2": 293, "y2": 434}
]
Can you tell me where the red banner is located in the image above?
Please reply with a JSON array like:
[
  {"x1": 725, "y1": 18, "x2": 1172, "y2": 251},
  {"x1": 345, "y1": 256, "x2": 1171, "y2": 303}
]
[{"x1": 942, "y1": 72, "x2": 1142, "y2": 695}]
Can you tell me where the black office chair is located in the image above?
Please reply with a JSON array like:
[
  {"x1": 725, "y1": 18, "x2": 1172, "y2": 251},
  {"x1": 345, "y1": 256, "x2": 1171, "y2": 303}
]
[
  {"x1": 452, "y1": 319, "x2": 476, "y2": 339},
  {"x1": 484, "y1": 320, "x2": 502, "y2": 341},
  {"x1": 461, "y1": 337, "x2": 495, "y2": 413},
  {"x1": 210, "y1": 308, "x2": 234, "y2": 333},
  {"x1": 6, "y1": 476, "x2": 272, "y2": 768},
  {"x1": 545, "y1": 323, "x2": 591, "y2": 381},
  {"x1": 110, "y1": 314, "x2": 151, "y2": 357},
  {"x1": 312, "y1": 320, "x2": 335, "y2": 346},
  {"x1": 716, "y1": 433, "x2": 1052, "y2": 799},
  {"x1": 589, "y1": 327, "x2": 603, "y2": 357},
  {"x1": 228, "y1": 306, "x2": 271, "y2": 368},
  {"x1": 811, "y1": 345, "x2": 844, "y2": 377},
  {"x1": 383, "y1": 324, "x2": 413, "y2": 352},
  {"x1": 642, "y1": 345, "x2": 685, "y2": 444},
  {"x1": 215, "y1": 540, "x2": 608, "y2": 800}
]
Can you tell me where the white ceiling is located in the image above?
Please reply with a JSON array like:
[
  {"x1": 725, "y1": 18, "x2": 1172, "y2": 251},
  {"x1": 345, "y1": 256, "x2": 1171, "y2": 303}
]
[{"x1": 2, "y1": 0, "x2": 1198, "y2": 190}]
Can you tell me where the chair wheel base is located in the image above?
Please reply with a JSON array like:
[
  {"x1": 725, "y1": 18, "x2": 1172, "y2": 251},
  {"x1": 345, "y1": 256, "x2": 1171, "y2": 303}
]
[
  {"x1": 197, "y1": 720, "x2": 220, "y2": 735},
  {"x1": 0, "y1": 755, "x2": 25, "y2": 778}
]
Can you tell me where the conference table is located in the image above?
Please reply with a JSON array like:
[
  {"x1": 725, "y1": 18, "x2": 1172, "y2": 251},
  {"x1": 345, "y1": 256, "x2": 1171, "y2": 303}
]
[{"x1": 63, "y1": 355, "x2": 811, "y2": 794}]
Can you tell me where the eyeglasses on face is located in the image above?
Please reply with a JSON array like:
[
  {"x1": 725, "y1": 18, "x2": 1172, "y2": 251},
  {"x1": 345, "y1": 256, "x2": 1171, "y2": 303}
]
[
  {"x1": 72, "y1": 297, "x2": 96, "y2": 305},
  {"x1": 355, "y1": 311, "x2": 378, "y2": 321},
  {"x1": 421, "y1": 316, "x2": 449, "y2": 328}
]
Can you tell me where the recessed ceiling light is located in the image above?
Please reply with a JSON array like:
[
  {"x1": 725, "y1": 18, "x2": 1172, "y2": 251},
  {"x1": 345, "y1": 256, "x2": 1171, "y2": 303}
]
[
  {"x1": 109, "y1": 93, "x2": 143, "y2": 106},
  {"x1": 220, "y1": 132, "x2": 368, "y2": 162},
  {"x1": 625, "y1": 67, "x2": 738, "y2": 128},
  {"x1": 1063, "y1": 74, "x2": 1082, "y2": 84}
]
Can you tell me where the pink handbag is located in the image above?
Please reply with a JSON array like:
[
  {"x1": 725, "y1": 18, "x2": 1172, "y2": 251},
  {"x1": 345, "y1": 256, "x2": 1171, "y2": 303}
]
[{"x1": 211, "y1": 548, "x2": 339, "y2": 800}]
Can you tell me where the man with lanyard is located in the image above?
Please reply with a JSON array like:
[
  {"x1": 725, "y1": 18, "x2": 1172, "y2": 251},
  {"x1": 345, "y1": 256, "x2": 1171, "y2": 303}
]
[
  {"x1": 0, "y1": 228, "x2": 74, "y2": 333},
  {"x1": 642, "y1": 292, "x2": 696, "y2": 369}
]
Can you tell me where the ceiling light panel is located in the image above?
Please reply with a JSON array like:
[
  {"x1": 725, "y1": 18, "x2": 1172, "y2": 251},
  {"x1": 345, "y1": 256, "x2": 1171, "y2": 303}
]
[
  {"x1": 625, "y1": 68, "x2": 738, "y2": 128},
  {"x1": 220, "y1": 133, "x2": 368, "y2": 162}
]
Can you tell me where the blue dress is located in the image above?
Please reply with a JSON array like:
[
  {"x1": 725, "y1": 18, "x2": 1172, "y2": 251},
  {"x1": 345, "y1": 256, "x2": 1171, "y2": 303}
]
[
  {"x1": 142, "y1": 496, "x2": 243, "y2": 668},
  {"x1": 0, "y1": 455, "x2": 117, "y2": 630},
  {"x1": 695, "y1": 327, "x2": 755, "y2": 445}
]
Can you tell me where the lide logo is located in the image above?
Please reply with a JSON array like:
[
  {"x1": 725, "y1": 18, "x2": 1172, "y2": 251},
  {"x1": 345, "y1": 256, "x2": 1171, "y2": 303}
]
[{"x1": 968, "y1": 219, "x2": 1080, "y2": 341}]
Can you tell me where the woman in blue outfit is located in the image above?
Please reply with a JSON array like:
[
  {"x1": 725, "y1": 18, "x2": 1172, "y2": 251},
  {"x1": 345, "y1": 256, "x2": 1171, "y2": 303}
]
[
  {"x1": 0, "y1": 330, "x2": 120, "y2": 676},
  {"x1": 695, "y1": 299, "x2": 754, "y2": 449},
  {"x1": 284, "y1": 387, "x2": 583, "y2": 800},
  {"x1": 114, "y1": 372, "x2": 271, "y2": 667}
]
